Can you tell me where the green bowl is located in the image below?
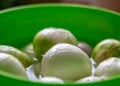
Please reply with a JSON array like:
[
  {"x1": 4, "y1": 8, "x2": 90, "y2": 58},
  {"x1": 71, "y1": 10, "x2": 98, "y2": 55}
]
[{"x1": 0, "y1": 3, "x2": 120, "y2": 86}]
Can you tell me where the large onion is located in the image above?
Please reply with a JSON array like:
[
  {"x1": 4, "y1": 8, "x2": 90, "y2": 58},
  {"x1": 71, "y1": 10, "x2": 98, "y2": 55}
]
[{"x1": 41, "y1": 43, "x2": 92, "y2": 82}]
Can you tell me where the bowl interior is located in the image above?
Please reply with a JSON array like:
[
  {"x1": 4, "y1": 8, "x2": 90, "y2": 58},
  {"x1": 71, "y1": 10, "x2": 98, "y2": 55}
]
[{"x1": 0, "y1": 3, "x2": 120, "y2": 86}]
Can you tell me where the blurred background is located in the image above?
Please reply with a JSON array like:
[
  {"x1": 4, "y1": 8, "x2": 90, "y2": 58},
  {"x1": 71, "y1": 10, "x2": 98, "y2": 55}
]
[{"x1": 0, "y1": 0, "x2": 120, "y2": 12}]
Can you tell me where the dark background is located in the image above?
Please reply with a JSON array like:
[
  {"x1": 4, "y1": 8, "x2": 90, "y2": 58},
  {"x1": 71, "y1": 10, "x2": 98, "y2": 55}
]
[{"x1": 0, "y1": 0, "x2": 120, "y2": 12}]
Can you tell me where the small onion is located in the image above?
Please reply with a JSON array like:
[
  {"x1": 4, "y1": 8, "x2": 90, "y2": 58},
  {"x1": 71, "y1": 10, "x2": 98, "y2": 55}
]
[
  {"x1": 33, "y1": 61, "x2": 41, "y2": 78},
  {"x1": 78, "y1": 41, "x2": 92, "y2": 57},
  {"x1": 33, "y1": 27, "x2": 78, "y2": 61},
  {"x1": 41, "y1": 43, "x2": 92, "y2": 82},
  {"x1": 0, "y1": 53, "x2": 27, "y2": 78},
  {"x1": 0, "y1": 45, "x2": 32, "y2": 68},
  {"x1": 22, "y1": 43, "x2": 42, "y2": 77},
  {"x1": 94, "y1": 57, "x2": 120, "y2": 79},
  {"x1": 22, "y1": 43, "x2": 35, "y2": 63},
  {"x1": 92, "y1": 39, "x2": 120, "y2": 65}
]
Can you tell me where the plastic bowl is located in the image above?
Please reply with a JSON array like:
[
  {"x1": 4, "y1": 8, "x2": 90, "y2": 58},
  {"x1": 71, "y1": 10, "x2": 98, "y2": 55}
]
[{"x1": 0, "y1": 3, "x2": 120, "y2": 86}]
